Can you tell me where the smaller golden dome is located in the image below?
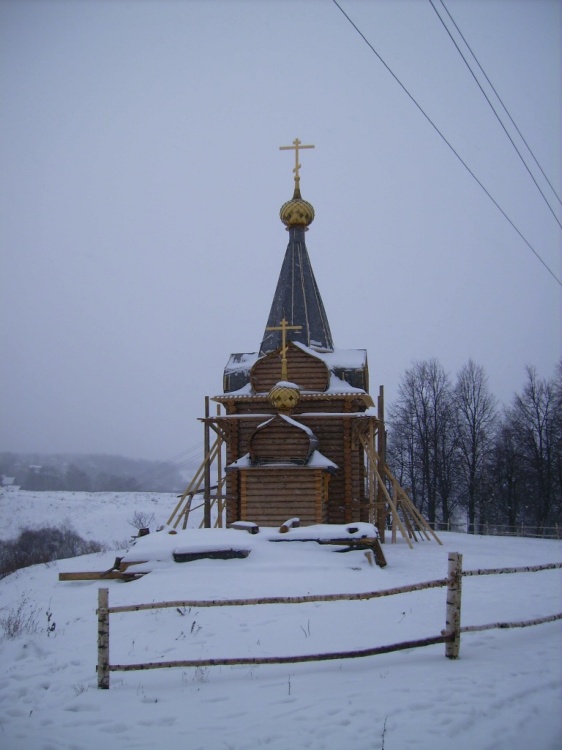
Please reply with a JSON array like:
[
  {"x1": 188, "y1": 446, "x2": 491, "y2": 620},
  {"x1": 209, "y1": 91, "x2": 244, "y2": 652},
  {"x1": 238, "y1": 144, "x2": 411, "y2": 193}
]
[
  {"x1": 269, "y1": 382, "x2": 301, "y2": 412},
  {"x1": 280, "y1": 197, "x2": 315, "y2": 228}
]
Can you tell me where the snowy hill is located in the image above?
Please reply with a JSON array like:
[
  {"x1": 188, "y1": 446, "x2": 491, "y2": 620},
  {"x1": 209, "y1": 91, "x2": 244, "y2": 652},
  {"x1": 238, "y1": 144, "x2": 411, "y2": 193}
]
[{"x1": 0, "y1": 490, "x2": 560, "y2": 750}]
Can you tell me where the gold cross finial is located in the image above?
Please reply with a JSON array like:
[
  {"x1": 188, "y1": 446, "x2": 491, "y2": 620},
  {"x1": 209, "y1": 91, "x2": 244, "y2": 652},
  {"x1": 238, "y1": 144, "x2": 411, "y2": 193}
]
[
  {"x1": 279, "y1": 138, "x2": 314, "y2": 194},
  {"x1": 265, "y1": 317, "x2": 303, "y2": 380}
]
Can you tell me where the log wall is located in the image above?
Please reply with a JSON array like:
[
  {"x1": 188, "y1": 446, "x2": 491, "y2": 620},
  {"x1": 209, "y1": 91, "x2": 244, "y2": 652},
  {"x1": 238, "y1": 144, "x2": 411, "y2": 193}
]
[
  {"x1": 251, "y1": 345, "x2": 330, "y2": 393},
  {"x1": 241, "y1": 468, "x2": 329, "y2": 526},
  {"x1": 250, "y1": 417, "x2": 312, "y2": 464},
  {"x1": 221, "y1": 394, "x2": 372, "y2": 526}
]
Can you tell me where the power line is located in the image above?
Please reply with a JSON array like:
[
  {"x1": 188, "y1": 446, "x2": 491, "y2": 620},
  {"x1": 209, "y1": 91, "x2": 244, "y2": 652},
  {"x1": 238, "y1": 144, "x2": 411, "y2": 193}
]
[
  {"x1": 429, "y1": 0, "x2": 562, "y2": 230},
  {"x1": 64, "y1": 442, "x2": 205, "y2": 524},
  {"x1": 437, "y1": 0, "x2": 562, "y2": 208},
  {"x1": 330, "y1": 0, "x2": 561, "y2": 287},
  {"x1": 132, "y1": 442, "x2": 204, "y2": 487}
]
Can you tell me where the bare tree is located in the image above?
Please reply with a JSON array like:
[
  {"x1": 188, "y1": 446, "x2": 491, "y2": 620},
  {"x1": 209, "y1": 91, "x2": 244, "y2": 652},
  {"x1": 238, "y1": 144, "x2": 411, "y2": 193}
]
[
  {"x1": 507, "y1": 365, "x2": 560, "y2": 532},
  {"x1": 553, "y1": 361, "x2": 562, "y2": 516},
  {"x1": 489, "y1": 419, "x2": 525, "y2": 531},
  {"x1": 388, "y1": 359, "x2": 457, "y2": 528},
  {"x1": 454, "y1": 360, "x2": 497, "y2": 534}
]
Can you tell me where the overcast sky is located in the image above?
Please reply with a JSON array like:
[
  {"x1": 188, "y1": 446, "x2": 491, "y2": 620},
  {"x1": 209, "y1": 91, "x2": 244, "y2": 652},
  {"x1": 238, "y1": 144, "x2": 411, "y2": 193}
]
[{"x1": 1, "y1": 0, "x2": 560, "y2": 464}]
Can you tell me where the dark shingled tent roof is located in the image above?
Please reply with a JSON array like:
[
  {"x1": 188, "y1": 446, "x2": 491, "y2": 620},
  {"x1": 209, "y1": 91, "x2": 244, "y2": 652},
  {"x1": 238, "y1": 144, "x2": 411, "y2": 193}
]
[{"x1": 259, "y1": 225, "x2": 334, "y2": 355}]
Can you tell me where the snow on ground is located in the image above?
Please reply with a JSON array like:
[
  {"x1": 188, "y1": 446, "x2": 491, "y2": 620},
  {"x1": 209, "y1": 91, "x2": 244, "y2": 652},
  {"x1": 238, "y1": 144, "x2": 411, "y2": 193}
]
[{"x1": 0, "y1": 490, "x2": 561, "y2": 750}]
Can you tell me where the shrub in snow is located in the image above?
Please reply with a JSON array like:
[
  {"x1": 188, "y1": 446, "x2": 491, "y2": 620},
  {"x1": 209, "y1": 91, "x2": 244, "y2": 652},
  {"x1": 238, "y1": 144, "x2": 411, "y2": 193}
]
[
  {"x1": 0, "y1": 595, "x2": 39, "y2": 639},
  {"x1": 128, "y1": 510, "x2": 155, "y2": 531},
  {"x1": 0, "y1": 524, "x2": 103, "y2": 580}
]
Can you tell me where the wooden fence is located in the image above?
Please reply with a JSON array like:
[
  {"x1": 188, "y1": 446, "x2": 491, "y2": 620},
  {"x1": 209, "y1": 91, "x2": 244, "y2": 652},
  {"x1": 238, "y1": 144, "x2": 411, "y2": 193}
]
[
  {"x1": 440, "y1": 521, "x2": 561, "y2": 539},
  {"x1": 96, "y1": 554, "x2": 562, "y2": 688}
]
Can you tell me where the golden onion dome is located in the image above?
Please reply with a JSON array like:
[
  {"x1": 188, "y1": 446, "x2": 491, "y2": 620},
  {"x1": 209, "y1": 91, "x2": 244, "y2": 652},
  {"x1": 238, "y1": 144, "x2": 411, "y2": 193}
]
[
  {"x1": 269, "y1": 381, "x2": 301, "y2": 413},
  {"x1": 279, "y1": 192, "x2": 315, "y2": 228}
]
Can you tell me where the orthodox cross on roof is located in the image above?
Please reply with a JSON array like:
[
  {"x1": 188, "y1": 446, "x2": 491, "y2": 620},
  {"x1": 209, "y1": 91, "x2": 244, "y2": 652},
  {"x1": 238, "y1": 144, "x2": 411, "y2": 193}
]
[
  {"x1": 265, "y1": 317, "x2": 302, "y2": 380},
  {"x1": 279, "y1": 138, "x2": 314, "y2": 196}
]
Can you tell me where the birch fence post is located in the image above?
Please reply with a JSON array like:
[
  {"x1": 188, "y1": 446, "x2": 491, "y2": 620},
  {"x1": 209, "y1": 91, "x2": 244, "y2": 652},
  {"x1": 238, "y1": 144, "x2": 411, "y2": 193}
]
[
  {"x1": 445, "y1": 552, "x2": 463, "y2": 659},
  {"x1": 97, "y1": 587, "x2": 110, "y2": 689}
]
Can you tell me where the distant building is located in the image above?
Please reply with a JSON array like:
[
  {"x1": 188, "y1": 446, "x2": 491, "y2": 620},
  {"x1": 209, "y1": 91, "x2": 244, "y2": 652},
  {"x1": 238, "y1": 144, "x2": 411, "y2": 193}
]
[{"x1": 1, "y1": 475, "x2": 20, "y2": 491}]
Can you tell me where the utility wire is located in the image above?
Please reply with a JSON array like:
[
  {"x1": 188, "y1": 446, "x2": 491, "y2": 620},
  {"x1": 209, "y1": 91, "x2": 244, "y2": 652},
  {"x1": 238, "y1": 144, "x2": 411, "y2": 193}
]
[
  {"x1": 65, "y1": 442, "x2": 205, "y2": 524},
  {"x1": 429, "y1": 0, "x2": 562, "y2": 230},
  {"x1": 437, "y1": 0, "x2": 562, "y2": 208},
  {"x1": 331, "y1": 0, "x2": 562, "y2": 287},
  {"x1": 132, "y1": 442, "x2": 204, "y2": 487}
]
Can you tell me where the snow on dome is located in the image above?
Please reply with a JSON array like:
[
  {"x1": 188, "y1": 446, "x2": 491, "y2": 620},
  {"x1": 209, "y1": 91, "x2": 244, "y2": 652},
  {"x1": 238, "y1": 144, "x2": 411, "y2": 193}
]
[
  {"x1": 275, "y1": 380, "x2": 300, "y2": 389},
  {"x1": 279, "y1": 413, "x2": 314, "y2": 436}
]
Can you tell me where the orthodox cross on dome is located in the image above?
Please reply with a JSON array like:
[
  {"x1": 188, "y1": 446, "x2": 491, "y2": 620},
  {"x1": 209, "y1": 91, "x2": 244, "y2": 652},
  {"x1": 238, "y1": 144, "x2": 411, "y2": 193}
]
[
  {"x1": 266, "y1": 317, "x2": 302, "y2": 380},
  {"x1": 279, "y1": 138, "x2": 314, "y2": 195}
]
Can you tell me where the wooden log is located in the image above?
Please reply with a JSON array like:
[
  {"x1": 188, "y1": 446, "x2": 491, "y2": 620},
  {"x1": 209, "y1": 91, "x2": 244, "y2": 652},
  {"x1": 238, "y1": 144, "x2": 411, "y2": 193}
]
[
  {"x1": 270, "y1": 536, "x2": 387, "y2": 567},
  {"x1": 59, "y1": 571, "x2": 146, "y2": 581},
  {"x1": 376, "y1": 386, "x2": 386, "y2": 541},
  {"x1": 106, "y1": 577, "x2": 450, "y2": 614},
  {"x1": 279, "y1": 518, "x2": 300, "y2": 532},
  {"x1": 343, "y1": 414, "x2": 353, "y2": 523},
  {"x1": 97, "y1": 588, "x2": 110, "y2": 689},
  {"x1": 393, "y1": 486, "x2": 437, "y2": 543},
  {"x1": 462, "y1": 562, "x2": 562, "y2": 577},
  {"x1": 460, "y1": 612, "x2": 562, "y2": 633},
  {"x1": 229, "y1": 521, "x2": 260, "y2": 534},
  {"x1": 204, "y1": 396, "x2": 211, "y2": 528},
  {"x1": 172, "y1": 549, "x2": 250, "y2": 562},
  {"x1": 368, "y1": 419, "x2": 375, "y2": 526},
  {"x1": 170, "y1": 440, "x2": 220, "y2": 529},
  {"x1": 445, "y1": 552, "x2": 463, "y2": 659},
  {"x1": 371, "y1": 538, "x2": 387, "y2": 568},
  {"x1": 107, "y1": 634, "x2": 451, "y2": 676},
  {"x1": 216, "y1": 404, "x2": 224, "y2": 528},
  {"x1": 391, "y1": 484, "x2": 398, "y2": 544}
]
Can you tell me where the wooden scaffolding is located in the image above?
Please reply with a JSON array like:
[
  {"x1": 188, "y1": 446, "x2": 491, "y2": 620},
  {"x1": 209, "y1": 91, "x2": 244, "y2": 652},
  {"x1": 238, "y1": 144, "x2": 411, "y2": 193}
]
[{"x1": 168, "y1": 389, "x2": 441, "y2": 548}]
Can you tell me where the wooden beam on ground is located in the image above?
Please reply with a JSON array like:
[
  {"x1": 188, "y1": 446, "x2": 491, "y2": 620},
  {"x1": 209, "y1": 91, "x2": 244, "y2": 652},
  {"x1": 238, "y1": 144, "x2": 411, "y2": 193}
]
[
  {"x1": 269, "y1": 536, "x2": 387, "y2": 567},
  {"x1": 173, "y1": 549, "x2": 250, "y2": 563},
  {"x1": 59, "y1": 571, "x2": 146, "y2": 581}
]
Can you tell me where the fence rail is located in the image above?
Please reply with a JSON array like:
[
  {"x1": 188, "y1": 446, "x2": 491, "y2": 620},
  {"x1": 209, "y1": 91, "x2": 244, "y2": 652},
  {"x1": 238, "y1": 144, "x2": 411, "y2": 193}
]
[
  {"x1": 462, "y1": 562, "x2": 562, "y2": 577},
  {"x1": 96, "y1": 554, "x2": 562, "y2": 688},
  {"x1": 104, "y1": 577, "x2": 450, "y2": 614},
  {"x1": 442, "y1": 523, "x2": 561, "y2": 539}
]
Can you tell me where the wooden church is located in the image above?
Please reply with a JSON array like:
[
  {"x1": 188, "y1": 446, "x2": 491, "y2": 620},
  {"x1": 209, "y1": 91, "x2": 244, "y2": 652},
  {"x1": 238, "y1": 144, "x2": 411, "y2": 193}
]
[{"x1": 169, "y1": 140, "x2": 440, "y2": 547}]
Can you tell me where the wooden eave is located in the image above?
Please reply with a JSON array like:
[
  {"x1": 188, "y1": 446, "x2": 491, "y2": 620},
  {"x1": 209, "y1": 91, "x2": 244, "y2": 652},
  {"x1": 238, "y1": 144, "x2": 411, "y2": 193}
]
[
  {"x1": 226, "y1": 461, "x2": 337, "y2": 474},
  {"x1": 200, "y1": 412, "x2": 379, "y2": 422},
  {"x1": 211, "y1": 392, "x2": 375, "y2": 408}
]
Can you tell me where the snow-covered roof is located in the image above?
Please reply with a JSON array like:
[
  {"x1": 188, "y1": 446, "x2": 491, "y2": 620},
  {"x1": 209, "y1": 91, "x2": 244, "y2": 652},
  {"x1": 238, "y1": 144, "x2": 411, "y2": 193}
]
[
  {"x1": 224, "y1": 344, "x2": 367, "y2": 377},
  {"x1": 225, "y1": 448, "x2": 338, "y2": 472},
  {"x1": 306, "y1": 450, "x2": 338, "y2": 470},
  {"x1": 224, "y1": 352, "x2": 260, "y2": 375},
  {"x1": 205, "y1": 410, "x2": 376, "y2": 421},
  {"x1": 292, "y1": 341, "x2": 367, "y2": 370}
]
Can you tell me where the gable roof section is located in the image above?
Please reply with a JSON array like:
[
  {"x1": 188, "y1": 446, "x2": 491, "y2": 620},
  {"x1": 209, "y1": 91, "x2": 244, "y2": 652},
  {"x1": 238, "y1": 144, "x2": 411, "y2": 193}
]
[{"x1": 223, "y1": 343, "x2": 369, "y2": 394}]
